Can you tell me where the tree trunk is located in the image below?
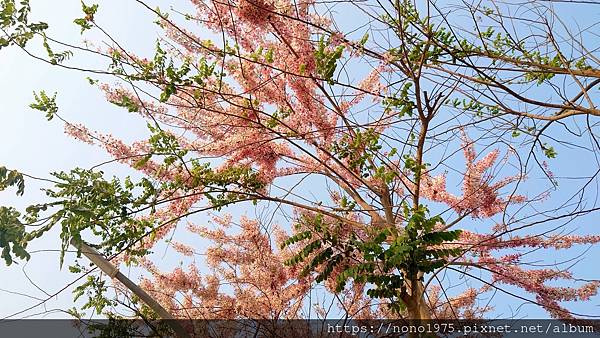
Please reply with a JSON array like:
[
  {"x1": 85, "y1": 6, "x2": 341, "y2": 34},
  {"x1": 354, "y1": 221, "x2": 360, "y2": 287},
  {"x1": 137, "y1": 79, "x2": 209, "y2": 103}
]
[
  {"x1": 407, "y1": 279, "x2": 431, "y2": 319},
  {"x1": 406, "y1": 277, "x2": 431, "y2": 338}
]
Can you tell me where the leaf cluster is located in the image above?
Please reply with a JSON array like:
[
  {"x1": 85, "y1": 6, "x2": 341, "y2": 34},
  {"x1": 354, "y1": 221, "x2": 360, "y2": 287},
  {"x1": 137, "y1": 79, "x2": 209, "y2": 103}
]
[
  {"x1": 282, "y1": 206, "x2": 462, "y2": 314},
  {"x1": 0, "y1": 167, "x2": 159, "y2": 267},
  {"x1": 0, "y1": 0, "x2": 48, "y2": 48},
  {"x1": 331, "y1": 129, "x2": 383, "y2": 178},
  {"x1": 73, "y1": 1, "x2": 98, "y2": 34},
  {"x1": 314, "y1": 35, "x2": 344, "y2": 84},
  {"x1": 30, "y1": 90, "x2": 58, "y2": 120}
]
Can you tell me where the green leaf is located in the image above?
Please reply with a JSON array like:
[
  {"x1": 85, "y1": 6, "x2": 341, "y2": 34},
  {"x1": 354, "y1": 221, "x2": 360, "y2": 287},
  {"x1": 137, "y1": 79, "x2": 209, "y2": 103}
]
[
  {"x1": 314, "y1": 35, "x2": 345, "y2": 84},
  {"x1": 73, "y1": 1, "x2": 98, "y2": 34},
  {"x1": 30, "y1": 90, "x2": 58, "y2": 120},
  {"x1": 0, "y1": 166, "x2": 25, "y2": 196},
  {"x1": 542, "y1": 143, "x2": 557, "y2": 159}
]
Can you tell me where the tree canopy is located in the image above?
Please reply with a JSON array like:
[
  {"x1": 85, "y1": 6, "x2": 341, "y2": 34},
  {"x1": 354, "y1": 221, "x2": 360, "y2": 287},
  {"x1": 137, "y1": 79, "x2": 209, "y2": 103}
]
[{"x1": 1, "y1": 0, "x2": 600, "y2": 330}]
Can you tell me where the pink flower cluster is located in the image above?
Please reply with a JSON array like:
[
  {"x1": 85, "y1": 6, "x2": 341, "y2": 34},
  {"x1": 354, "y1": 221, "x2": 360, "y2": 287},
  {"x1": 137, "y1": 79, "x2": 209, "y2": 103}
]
[
  {"x1": 58, "y1": 0, "x2": 600, "y2": 321},
  {"x1": 237, "y1": 0, "x2": 274, "y2": 27},
  {"x1": 421, "y1": 133, "x2": 525, "y2": 218},
  {"x1": 136, "y1": 214, "x2": 315, "y2": 319},
  {"x1": 453, "y1": 229, "x2": 600, "y2": 319}
]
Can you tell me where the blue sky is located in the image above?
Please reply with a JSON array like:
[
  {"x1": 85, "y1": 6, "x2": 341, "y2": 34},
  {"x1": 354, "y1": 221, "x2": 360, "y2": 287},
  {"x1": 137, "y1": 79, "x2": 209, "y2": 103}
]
[{"x1": 0, "y1": 0, "x2": 163, "y2": 318}]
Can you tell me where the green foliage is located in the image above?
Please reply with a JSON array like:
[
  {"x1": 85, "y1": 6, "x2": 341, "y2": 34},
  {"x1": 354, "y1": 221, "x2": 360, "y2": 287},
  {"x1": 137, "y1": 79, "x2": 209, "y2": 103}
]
[
  {"x1": 73, "y1": 1, "x2": 98, "y2": 33},
  {"x1": 44, "y1": 169, "x2": 157, "y2": 266},
  {"x1": 314, "y1": 35, "x2": 344, "y2": 84},
  {"x1": 0, "y1": 206, "x2": 29, "y2": 265},
  {"x1": 358, "y1": 32, "x2": 369, "y2": 47},
  {"x1": 264, "y1": 47, "x2": 274, "y2": 63},
  {"x1": 112, "y1": 94, "x2": 141, "y2": 113},
  {"x1": 141, "y1": 124, "x2": 266, "y2": 210},
  {"x1": 0, "y1": 0, "x2": 48, "y2": 49},
  {"x1": 41, "y1": 34, "x2": 72, "y2": 65},
  {"x1": 73, "y1": 275, "x2": 116, "y2": 314},
  {"x1": 265, "y1": 109, "x2": 291, "y2": 129},
  {"x1": 0, "y1": 167, "x2": 159, "y2": 267},
  {"x1": 280, "y1": 230, "x2": 312, "y2": 250},
  {"x1": 575, "y1": 57, "x2": 592, "y2": 70},
  {"x1": 0, "y1": 165, "x2": 25, "y2": 195},
  {"x1": 330, "y1": 129, "x2": 399, "y2": 184},
  {"x1": 382, "y1": 0, "x2": 581, "y2": 90},
  {"x1": 146, "y1": 123, "x2": 189, "y2": 166},
  {"x1": 188, "y1": 161, "x2": 266, "y2": 210},
  {"x1": 30, "y1": 90, "x2": 58, "y2": 120},
  {"x1": 447, "y1": 97, "x2": 499, "y2": 118},
  {"x1": 283, "y1": 206, "x2": 463, "y2": 314},
  {"x1": 521, "y1": 52, "x2": 561, "y2": 85},
  {"x1": 120, "y1": 41, "x2": 215, "y2": 102},
  {"x1": 0, "y1": 167, "x2": 28, "y2": 265},
  {"x1": 383, "y1": 82, "x2": 414, "y2": 117},
  {"x1": 542, "y1": 143, "x2": 557, "y2": 159},
  {"x1": 338, "y1": 195, "x2": 357, "y2": 212},
  {"x1": 331, "y1": 128, "x2": 383, "y2": 178},
  {"x1": 86, "y1": 318, "x2": 152, "y2": 338},
  {"x1": 403, "y1": 154, "x2": 428, "y2": 180},
  {"x1": 384, "y1": 1, "x2": 458, "y2": 69}
]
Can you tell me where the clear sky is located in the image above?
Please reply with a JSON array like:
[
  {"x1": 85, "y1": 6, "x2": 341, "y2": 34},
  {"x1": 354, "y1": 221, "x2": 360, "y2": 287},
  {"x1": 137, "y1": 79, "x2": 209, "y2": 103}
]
[{"x1": 1, "y1": 0, "x2": 599, "y2": 320}]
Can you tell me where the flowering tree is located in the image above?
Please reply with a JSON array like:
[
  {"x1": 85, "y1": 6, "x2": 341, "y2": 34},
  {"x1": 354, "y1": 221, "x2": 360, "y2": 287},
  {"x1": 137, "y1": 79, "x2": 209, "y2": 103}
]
[{"x1": 1, "y1": 0, "x2": 600, "y2": 327}]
